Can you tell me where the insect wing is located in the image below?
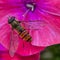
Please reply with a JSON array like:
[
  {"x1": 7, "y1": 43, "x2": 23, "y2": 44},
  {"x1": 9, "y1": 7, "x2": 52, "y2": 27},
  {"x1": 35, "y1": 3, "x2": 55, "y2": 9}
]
[
  {"x1": 22, "y1": 21, "x2": 46, "y2": 30},
  {"x1": 9, "y1": 29, "x2": 19, "y2": 57}
]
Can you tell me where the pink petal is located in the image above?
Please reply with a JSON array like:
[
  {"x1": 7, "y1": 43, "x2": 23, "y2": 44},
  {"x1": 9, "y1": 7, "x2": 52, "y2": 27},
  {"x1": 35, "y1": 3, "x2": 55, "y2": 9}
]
[{"x1": 0, "y1": 0, "x2": 60, "y2": 56}]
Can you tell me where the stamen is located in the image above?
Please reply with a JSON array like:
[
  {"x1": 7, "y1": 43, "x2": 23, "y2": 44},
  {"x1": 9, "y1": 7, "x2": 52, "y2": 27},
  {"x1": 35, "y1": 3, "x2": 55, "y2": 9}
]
[
  {"x1": 23, "y1": 9, "x2": 30, "y2": 17},
  {"x1": 25, "y1": 2, "x2": 36, "y2": 12},
  {"x1": 26, "y1": 3, "x2": 35, "y2": 11}
]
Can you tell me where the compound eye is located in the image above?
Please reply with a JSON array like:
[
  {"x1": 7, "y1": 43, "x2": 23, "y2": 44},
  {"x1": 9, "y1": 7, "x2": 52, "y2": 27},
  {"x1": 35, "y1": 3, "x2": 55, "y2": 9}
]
[{"x1": 8, "y1": 16, "x2": 15, "y2": 24}]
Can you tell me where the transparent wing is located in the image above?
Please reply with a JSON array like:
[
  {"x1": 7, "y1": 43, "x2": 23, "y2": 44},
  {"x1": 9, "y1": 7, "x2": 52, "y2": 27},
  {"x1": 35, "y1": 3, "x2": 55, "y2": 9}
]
[
  {"x1": 21, "y1": 20, "x2": 47, "y2": 30},
  {"x1": 9, "y1": 29, "x2": 19, "y2": 57}
]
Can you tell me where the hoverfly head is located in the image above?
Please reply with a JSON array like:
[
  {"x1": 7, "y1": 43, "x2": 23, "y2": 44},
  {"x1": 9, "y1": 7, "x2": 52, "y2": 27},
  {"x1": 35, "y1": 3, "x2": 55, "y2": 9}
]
[{"x1": 8, "y1": 16, "x2": 15, "y2": 24}]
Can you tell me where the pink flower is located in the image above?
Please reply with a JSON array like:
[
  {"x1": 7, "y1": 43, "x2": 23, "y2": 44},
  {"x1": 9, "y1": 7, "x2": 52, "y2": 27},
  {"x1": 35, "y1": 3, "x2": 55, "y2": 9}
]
[
  {"x1": 0, "y1": 0, "x2": 45, "y2": 56},
  {"x1": 0, "y1": 0, "x2": 60, "y2": 57}
]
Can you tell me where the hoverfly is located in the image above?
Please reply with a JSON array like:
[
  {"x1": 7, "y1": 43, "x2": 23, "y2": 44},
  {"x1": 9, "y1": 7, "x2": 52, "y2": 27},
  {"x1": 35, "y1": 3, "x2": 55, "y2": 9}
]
[
  {"x1": 8, "y1": 16, "x2": 32, "y2": 57},
  {"x1": 8, "y1": 16, "x2": 46, "y2": 57}
]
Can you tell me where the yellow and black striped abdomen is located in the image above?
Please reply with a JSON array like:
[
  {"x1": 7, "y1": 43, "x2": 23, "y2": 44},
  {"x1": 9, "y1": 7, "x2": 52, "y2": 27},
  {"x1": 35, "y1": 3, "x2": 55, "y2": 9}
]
[
  {"x1": 20, "y1": 30, "x2": 31, "y2": 41},
  {"x1": 8, "y1": 17, "x2": 32, "y2": 42},
  {"x1": 16, "y1": 25, "x2": 31, "y2": 42}
]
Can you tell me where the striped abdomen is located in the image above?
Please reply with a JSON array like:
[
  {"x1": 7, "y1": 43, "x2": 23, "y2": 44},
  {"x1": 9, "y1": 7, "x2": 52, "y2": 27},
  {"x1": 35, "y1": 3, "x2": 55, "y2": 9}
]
[{"x1": 16, "y1": 25, "x2": 31, "y2": 42}]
